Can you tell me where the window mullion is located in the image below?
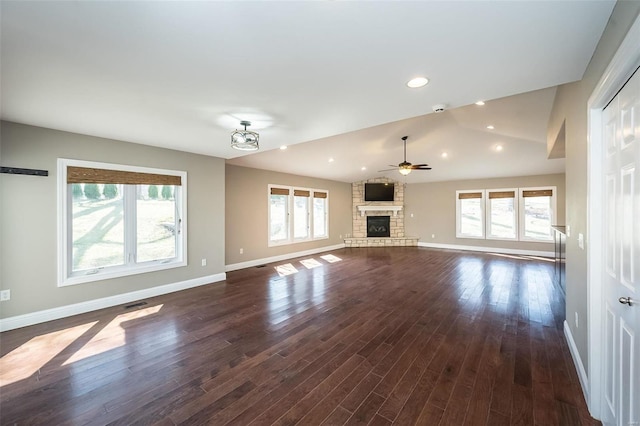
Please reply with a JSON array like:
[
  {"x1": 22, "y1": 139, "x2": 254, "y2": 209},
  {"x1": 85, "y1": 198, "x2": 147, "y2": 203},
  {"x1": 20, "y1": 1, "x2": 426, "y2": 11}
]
[
  {"x1": 124, "y1": 185, "x2": 137, "y2": 264},
  {"x1": 66, "y1": 183, "x2": 74, "y2": 278},
  {"x1": 288, "y1": 192, "x2": 294, "y2": 243}
]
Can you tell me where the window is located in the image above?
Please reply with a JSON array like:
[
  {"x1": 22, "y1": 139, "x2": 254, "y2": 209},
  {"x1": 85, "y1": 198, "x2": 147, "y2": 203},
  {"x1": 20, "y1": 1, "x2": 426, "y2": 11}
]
[
  {"x1": 269, "y1": 188, "x2": 289, "y2": 243},
  {"x1": 486, "y1": 189, "x2": 517, "y2": 240},
  {"x1": 455, "y1": 186, "x2": 556, "y2": 243},
  {"x1": 268, "y1": 185, "x2": 329, "y2": 246},
  {"x1": 456, "y1": 191, "x2": 485, "y2": 239},
  {"x1": 58, "y1": 159, "x2": 187, "y2": 286},
  {"x1": 313, "y1": 191, "x2": 328, "y2": 238},
  {"x1": 519, "y1": 188, "x2": 555, "y2": 242},
  {"x1": 293, "y1": 190, "x2": 310, "y2": 240}
]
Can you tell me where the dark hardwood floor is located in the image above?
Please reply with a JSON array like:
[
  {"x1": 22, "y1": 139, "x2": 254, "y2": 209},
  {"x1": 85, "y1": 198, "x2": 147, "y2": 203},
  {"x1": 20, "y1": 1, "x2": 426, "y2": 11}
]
[{"x1": 0, "y1": 247, "x2": 598, "y2": 425}]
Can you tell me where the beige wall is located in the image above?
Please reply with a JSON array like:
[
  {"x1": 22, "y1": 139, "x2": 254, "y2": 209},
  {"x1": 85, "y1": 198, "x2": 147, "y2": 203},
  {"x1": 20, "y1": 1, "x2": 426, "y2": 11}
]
[
  {"x1": 405, "y1": 173, "x2": 565, "y2": 252},
  {"x1": 225, "y1": 165, "x2": 352, "y2": 266},
  {"x1": 0, "y1": 121, "x2": 226, "y2": 318},
  {"x1": 547, "y1": 2, "x2": 640, "y2": 373}
]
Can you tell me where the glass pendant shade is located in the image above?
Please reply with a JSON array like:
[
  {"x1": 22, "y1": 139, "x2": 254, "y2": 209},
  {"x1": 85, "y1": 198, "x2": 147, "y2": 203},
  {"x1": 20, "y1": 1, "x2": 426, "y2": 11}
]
[{"x1": 399, "y1": 165, "x2": 412, "y2": 175}]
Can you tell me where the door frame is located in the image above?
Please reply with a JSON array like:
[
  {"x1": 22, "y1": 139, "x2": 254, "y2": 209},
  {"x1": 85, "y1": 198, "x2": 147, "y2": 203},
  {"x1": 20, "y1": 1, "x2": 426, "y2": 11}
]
[{"x1": 587, "y1": 14, "x2": 640, "y2": 420}]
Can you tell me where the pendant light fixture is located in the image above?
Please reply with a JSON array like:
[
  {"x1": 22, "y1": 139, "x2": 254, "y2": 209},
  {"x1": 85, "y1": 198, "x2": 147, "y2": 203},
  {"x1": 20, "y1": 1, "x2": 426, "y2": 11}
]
[{"x1": 231, "y1": 120, "x2": 259, "y2": 151}]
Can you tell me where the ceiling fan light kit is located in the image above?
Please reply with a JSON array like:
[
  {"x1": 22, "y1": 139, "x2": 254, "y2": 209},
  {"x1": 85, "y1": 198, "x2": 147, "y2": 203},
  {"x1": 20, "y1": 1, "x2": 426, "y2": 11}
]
[
  {"x1": 231, "y1": 120, "x2": 259, "y2": 151},
  {"x1": 399, "y1": 165, "x2": 412, "y2": 176}
]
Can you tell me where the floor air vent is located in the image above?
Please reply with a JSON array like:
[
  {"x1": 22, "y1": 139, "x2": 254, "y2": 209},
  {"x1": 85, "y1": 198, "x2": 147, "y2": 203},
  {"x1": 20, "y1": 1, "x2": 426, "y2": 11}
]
[{"x1": 124, "y1": 301, "x2": 148, "y2": 309}]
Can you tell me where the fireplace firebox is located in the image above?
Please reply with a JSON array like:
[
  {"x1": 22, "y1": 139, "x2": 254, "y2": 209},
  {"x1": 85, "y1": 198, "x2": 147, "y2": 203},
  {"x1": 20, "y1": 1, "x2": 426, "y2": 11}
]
[{"x1": 367, "y1": 216, "x2": 390, "y2": 238}]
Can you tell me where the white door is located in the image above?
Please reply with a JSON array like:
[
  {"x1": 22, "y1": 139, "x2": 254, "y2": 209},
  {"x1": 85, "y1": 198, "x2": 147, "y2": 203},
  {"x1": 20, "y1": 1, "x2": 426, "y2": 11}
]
[{"x1": 601, "y1": 67, "x2": 640, "y2": 426}]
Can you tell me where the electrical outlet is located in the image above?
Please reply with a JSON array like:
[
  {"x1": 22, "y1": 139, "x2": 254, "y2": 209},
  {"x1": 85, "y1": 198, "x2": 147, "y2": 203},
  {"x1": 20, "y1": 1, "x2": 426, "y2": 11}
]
[
  {"x1": 410, "y1": 213, "x2": 414, "y2": 218},
  {"x1": 566, "y1": 225, "x2": 571, "y2": 237},
  {"x1": 578, "y1": 233, "x2": 584, "y2": 250},
  {"x1": 575, "y1": 312, "x2": 579, "y2": 328},
  {"x1": 339, "y1": 234, "x2": 342, "y2": 239},
  {"x1": 239, "y1": 248, "x2": 243, "y2": 254},
  {"x1": 0, "y1": 290, "x2": 10, "y2": 301},
  {"x1": 431, "y1": 234, "x2": 435, "y2": 239},
  {"x1": 201, "y1": 259, "x2": 207, "y2": 266}
]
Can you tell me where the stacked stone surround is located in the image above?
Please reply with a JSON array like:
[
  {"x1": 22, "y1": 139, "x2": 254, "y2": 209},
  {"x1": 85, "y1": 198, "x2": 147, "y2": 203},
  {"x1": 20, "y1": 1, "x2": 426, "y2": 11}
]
[
  {"x1": 346, "y1": 177, "x2": 418, "y2": 248},
  {"x1": 344, "y1": 237, "x2": 418, "y2": 248}
]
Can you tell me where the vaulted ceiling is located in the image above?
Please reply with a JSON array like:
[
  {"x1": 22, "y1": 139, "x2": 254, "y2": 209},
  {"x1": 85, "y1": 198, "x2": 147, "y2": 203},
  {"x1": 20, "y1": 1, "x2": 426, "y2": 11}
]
[{"x1": 1, "y1": 1, "x2": 615, "y2": 183}]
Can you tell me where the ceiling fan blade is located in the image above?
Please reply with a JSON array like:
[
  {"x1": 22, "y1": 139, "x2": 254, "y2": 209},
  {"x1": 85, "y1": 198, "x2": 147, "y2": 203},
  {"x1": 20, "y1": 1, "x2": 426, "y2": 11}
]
[
  {"x1": 378, "y1": 168, "x2": 398, "y2": 172},
  {"x1": 412, "y1": 166, "x2": 432, "y2": 170},
  {"x1": 410, "y1": 163, "x2": 429, "y2": 168}
]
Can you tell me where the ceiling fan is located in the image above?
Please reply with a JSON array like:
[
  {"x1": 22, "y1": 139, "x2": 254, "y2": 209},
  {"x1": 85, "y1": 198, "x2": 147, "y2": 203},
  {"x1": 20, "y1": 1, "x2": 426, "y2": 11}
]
[{"x1": 379, "y1": 136, "x2": 432, "y2": 176}]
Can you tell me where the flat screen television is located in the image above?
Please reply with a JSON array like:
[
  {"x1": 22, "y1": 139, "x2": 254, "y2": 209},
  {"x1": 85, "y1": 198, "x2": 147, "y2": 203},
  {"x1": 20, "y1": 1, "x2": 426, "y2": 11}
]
[{"x1": 364, "y1": 183, "x2": 394, "y2": 201}]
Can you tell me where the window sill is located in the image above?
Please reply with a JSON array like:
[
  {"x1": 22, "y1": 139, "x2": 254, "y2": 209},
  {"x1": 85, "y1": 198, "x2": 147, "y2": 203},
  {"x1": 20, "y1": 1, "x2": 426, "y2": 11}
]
[
  {"x1": 456, "y1": 235, "x2": 485, "y2": 240},
  {"x1": 59, "y1": 259, "x2": 186, "y2": 287},
  {"x1": 268, "y1": 236, "x2": 329, "y2": 248}
]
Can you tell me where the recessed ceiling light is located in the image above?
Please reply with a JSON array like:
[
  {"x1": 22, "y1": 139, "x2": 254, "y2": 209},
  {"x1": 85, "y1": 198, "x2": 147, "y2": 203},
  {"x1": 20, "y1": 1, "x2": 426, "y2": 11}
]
[
  {"x1": 495, "y1": 145, "x2": 503, "y2": 152},
  {"x1": 361, "y1": 166, "x2": 367, "y2": 171},
  {"x1": 328, "y1": 157, "x2": 334, "y2": 163},
  {"x1": 486, "y1": 125, "x2": 495, "y2": 130},
  {"x1": 406, "y1": 77, "x2": 429, "y2": 88},
  {"x1": 441, "y1": 152, "x2": 448, "y2": 158},
  {"x1": 279, "y1": 145, "x2": 287, "y2": 150},
  {"x1": 475, "y1": 101, "x2": 485, "y2": 106}
]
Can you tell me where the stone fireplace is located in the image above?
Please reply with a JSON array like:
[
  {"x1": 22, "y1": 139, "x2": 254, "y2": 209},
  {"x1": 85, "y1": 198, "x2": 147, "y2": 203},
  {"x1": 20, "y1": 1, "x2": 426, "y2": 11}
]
[
  {"x1": 345, "y1": 177, "x2": 418, "y2": 247},
  {"x1": 367, "y1": 216, "x2": 390, "y2": 237}
]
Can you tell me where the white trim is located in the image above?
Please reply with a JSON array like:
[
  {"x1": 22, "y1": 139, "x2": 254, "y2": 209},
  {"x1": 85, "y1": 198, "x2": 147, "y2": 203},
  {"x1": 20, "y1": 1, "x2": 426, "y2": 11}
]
[
  {"x1": 417, "y1": 242, "x2": 553, "y2": 258},
  {"x1": 267, "y1": 184, "x2": 330, "y2": 247},
  {"x1": 0, "y1": 273, "x2": 225, "y2": 332},
  {"x1": 456, "y1": 189, "x2": 486, "y2": 239},
  {"x1": 357, "y1": 205, "x2": 403, "y2": 216},
  {"x1": 518, "y1": 186, "x2": 557, "y2": 243},
  {"x1": 587, "y1": 13, "x2": 640, "y2": 420},
  {"x1": 485, "y1": 187, "x2": 518, "y2": 241},
  {"x1": 225, "y1": 243, "x2": 345, "y2": 272},
  {"x1": 565, "y1": 320, "x2": 590, "y2": 405},
  {"x1": 57, "y1": 158, "x2": 188, "y2": 286}
]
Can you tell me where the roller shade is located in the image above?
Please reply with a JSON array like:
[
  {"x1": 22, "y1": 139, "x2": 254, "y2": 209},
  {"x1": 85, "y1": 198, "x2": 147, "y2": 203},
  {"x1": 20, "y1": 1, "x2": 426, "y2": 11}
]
[
  {"x1": 488, "y1": 191, "x2": 515, "y2": 199},
  {"x1": 294, "y1": 190, "x2": 310, "y2": 197},
  {"x1": 314, "y1": 191, "x2": 327, "y2": 199},
  {"x1": 68, "y1": 166, "x2": 181, "y2": 186},
  {"x1": 270, "y1": 187, "x2": 290, "y2": 195},
  {"x1": 458, "y1": 192, "x2": 483, "y2": 200},
  {"x1": 523, "y1": 189, "x2": 553, "y2": 197}
]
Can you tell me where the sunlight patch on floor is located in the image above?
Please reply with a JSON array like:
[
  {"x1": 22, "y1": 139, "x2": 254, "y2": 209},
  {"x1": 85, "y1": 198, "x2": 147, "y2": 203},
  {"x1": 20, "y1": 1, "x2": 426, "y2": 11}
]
[
  {"x1": 0, "y1": 321, "x2": 97, "y2": 386},
  {"x1": 63, "y1": 304, "x2": 163, "y2": 365},
  {"x1": 275, "y1": 263, "x2": 298, "y2": 277},
  {"x1": 489, "y1": 252, "x2": 554, "y2": 262},
  {"x1": 300, "y1": 258, "x2": 322, "y2": 269},
  {"x1": 320, "y1": 254, "x2": 342, "y2": 263}
]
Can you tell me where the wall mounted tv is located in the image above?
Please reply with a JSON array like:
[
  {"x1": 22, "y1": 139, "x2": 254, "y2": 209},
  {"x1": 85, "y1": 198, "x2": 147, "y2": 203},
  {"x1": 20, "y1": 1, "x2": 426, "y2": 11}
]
[{"x1": 364, "y1": 183, "x2": 394, "y2": 201}]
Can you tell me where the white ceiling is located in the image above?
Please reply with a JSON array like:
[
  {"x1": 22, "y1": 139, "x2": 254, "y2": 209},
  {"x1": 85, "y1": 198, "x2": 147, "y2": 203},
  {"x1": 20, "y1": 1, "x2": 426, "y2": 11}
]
[{"x1": 1, "y1": 1, "x2": 615, "y2": 183}]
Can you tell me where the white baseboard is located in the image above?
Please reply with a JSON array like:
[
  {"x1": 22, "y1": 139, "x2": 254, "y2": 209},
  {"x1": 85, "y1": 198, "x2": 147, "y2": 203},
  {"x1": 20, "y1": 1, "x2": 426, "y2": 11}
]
[
  {"x1": 0, "y1": 273, "x2": 226, "y2": 332},
  {"x1": 225, "y1": 243, "x2": 346, "y2": 272},
  {"x1": 564, "y1": 320, "x2": 590, "y2": 404},
  {"x1": 417, "y1": 242, "x2": 554, "y2": 258}
]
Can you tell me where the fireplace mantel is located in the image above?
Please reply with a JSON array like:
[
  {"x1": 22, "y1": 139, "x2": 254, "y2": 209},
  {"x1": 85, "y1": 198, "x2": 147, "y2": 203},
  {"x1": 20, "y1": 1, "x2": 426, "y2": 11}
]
[{"x1": 357, "y1": 205, "x2": 403, "y2": 217}]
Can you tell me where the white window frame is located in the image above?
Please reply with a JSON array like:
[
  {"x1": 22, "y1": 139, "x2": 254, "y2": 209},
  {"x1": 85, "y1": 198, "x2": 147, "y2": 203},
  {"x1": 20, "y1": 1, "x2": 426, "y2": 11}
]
[
  {"x1": 485, "y1": 188, "x2": 518, "y2": 241},
  {"x1": 518, "y1": 186, "x2": 556, "y2": 243},
  {"x1": 456, "y1": 190, "x2": 485, "y2": 239},
  {"x1": 312, "y1": 194, "x2": 329, "y2": 239},
  {"x1": 268, "y1": 189, "x2": 290, "y2": 245},
  {"x1": 57, "y1": 158, "x2": 187, "y2": 287},
  {"x1": 293, "y1": 191, "x2": 311, "y2": 241},
  {"x1": 268, "y1": 184, "x2": 329, "y2": 247}
]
